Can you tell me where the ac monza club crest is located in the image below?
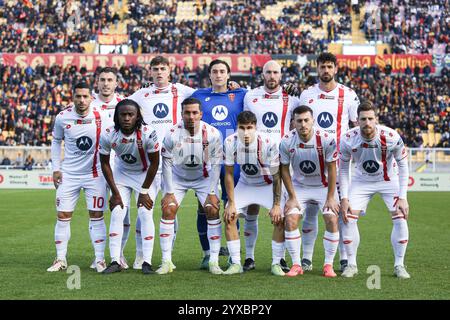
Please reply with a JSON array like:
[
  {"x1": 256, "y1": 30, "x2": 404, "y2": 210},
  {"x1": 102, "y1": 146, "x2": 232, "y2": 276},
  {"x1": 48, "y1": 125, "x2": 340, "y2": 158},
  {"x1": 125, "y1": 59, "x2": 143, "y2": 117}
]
[
  {"x1": 253, "y1": 98, "x2": 258, "y2": 103},
  {"x1": 112, "y1": 143, "x2": 117, "y2": 148},
  {"x1": 66, "y1": 125, "x2": 71, "y2": 129},
  {"x1": 145, "y1": 93, "x2": 149, "y2": 97},
  {"x1": 228, "y1": 93, "x2": 235, "y2": 102},
  {"x1": 309, "y1": 99, "x2": 314, "y2": 104}
]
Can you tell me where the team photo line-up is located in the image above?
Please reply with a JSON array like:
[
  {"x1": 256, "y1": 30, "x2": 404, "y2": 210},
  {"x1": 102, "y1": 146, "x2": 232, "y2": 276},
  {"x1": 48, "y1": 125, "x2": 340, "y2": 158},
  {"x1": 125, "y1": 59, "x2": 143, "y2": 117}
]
[{"x1": 47, "y1": 53, "x2": 410, "y2": 279}]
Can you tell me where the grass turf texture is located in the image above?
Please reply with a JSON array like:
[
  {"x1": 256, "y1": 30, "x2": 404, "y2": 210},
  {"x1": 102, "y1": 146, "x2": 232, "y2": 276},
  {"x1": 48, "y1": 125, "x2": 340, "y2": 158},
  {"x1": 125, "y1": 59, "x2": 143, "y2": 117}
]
[{"x1": 0, "y1": 189, "x2": 449, "y2": 300}]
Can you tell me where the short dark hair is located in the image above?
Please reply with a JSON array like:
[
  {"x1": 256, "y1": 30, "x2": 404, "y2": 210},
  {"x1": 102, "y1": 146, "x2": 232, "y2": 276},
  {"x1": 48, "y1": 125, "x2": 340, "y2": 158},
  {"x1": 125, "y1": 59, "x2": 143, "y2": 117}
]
[
  {"x1": 292, "y1": 105, "x2": 313, "y2": 117},
  {"x1": 317, "y1": 52, "x2": 337, "y2": 66},
  {"x1": 74, "y1": 82, "x2": 90, "y2": 91},
  {"x1": 237, "y1": 111, "x2": 257, "y2": 125},
  {"x1": 150, "y1": 55, "x2": 170, "y2": 67},
  {"x1": 357, "y1": 100, "x2": 377, "y2": 116},
  {"x1": 113, "y1": 99, "x2": 146, "y2": 131},
  {"x1": 181, "y1": 97, "x2": 202, "y2": 111},
  {"x1": 98, "y1": 67, "x2": 118, "y2": 78},
  {"x1": 208, "y1": 59, "x2": 231, "y2": 74}
]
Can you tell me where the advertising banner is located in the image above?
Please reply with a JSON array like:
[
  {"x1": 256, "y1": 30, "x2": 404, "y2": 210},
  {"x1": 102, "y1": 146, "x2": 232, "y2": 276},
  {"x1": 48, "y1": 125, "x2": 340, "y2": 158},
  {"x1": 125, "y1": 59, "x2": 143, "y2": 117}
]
[{"x1": 1, "y1": 54, "x2": 272, "y2": 73}]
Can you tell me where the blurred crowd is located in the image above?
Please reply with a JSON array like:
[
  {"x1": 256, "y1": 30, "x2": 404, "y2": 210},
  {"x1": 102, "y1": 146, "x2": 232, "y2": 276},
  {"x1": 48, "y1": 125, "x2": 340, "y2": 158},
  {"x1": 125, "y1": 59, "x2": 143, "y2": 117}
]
[{"x1": 360, "y1": 0, "x2": 449, "y2": 54}]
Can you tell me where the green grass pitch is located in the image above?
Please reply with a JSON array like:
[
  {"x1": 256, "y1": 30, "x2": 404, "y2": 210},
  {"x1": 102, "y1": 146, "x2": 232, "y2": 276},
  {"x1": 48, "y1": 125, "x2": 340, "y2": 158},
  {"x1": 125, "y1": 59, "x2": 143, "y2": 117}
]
[{"x1": 0, "y1": 189, "x2": 449, "y2": 300}]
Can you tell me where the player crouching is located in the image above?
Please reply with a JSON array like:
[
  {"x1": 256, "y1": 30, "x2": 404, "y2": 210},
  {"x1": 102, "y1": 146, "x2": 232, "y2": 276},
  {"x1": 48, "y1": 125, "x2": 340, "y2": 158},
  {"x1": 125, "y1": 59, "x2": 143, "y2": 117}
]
[
  {"x1": 99, "y1": 99, "x2": 160, "y2": 275},
  {"x1": 281, "y1": 106, "x2": 341, "y2": 277},
  {"x1": 223, "y1": 111, "x2": 285, "y2": 275},
  {"x1": 157, "y1": 97, "x2": 223, "y2": 275}
]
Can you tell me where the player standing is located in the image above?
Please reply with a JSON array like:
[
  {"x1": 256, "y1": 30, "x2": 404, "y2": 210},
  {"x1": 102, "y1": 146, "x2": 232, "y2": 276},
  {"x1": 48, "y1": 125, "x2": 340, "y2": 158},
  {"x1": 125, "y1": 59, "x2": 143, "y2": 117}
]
[
  {"x1": 47, "y1": 82, "x2": 108, "y2": 272},
  {"x1": 298, "y1": 52, "x2": 360, "y2": 272},
  {"x1": 338, "y1": 101, "x2": 410, "y2": 279},
  {"x1": 99, "y1": 99, "x2": 160, "y2": 275},
  {"x1": 281, "y1": 106, "x2": 340, "y2": 277},
  {"x1": 243, "y1": 60, "x2": 301, "y2": 273},
  {"x1": 191, "y1": 59, "x2": 248, "y2": 269},
  {"x1": 128, "y1": 56, "x2": 195, "y2": 269},
  {"x1": 222, "y1": 111, "x2": 284, "y2": 275},
  {"x1": 156, "y1": 97, "x2": 223, "y2": 274},
  {"x1": 90, "y1": 67, "x2": 131, "y2": 270}
]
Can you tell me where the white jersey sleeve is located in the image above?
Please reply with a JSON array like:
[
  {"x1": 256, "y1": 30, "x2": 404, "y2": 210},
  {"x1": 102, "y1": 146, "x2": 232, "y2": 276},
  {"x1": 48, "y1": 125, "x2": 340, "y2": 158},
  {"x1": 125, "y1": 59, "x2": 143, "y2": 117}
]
[
  {"x1": 99, "y1": 127, "x2": 113, "y2": 156},
  {"x1": 224, "y1": 135, "x2": 237, "y2": 166},
  {"x1": 347, "y1": 88, "x2": 360, "y2": 123},
  {"x1": 279, "y1": 133, "x2": 292, "y2": 165},
  {"x1": 145, "y1": 128, "x2": 160, "y2": 154},
  {"x1": 324, "y1": 135, "x2": 338, "y2": 163},
  {"x1": 161, "y1": 128, "x2": 175, "y2": 160}
]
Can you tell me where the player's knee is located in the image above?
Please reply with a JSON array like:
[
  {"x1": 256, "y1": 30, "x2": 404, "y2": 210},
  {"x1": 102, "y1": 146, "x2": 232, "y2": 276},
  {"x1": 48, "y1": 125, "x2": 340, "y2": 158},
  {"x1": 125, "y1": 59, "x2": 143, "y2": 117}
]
[
  {"x1": 323, "y1": 213, "x2": 338, "y2": 230},
  {"x1": 284, "y1": 215, "x2": 299, "y2": 231},
  {"x1": 89, "y1": 210, "x2": 103, "y2": 219},
  {"x1": 205, "y1": 207, "x2": 220, "y2": 220},
  {"x1": 162, "y1": 205, "x2": 177, "y2": 220},
  {"x1": 57, "y1": 211, "x2": 72, "y2": 220}
]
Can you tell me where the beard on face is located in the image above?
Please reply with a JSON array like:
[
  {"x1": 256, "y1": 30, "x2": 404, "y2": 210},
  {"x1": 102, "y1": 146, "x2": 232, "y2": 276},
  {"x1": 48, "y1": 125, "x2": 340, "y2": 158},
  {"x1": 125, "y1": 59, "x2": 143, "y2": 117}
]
[{"x1": 319, "y1": 73, "x2": 333, "y2": 83}]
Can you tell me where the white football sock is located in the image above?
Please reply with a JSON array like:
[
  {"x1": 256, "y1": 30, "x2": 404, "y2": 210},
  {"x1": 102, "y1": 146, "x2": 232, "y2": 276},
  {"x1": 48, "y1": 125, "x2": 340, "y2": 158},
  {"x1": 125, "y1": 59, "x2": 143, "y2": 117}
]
[
  {"x1": 55, "y1": 218, "x2": 71, "y2": 260},
  {"x1": 272, "y1": 240, "x2": 285, "y2": 265},
  {"x1": 391, "y1": 215, "x2": 409, "y2": 267},
  {"x1": 89, "y1": 216, "x2": 106, "y2": 262},
  {"x1": 109, "y1": 206, "x2": 127, "y2": 262},
  {"x1": 341, "y1": 215, "x2": 360, "y2": 266},
  {"x1": 173, "y1": 216, "x2": 178, "y2": 249},
  {"x1": 227, "y1": 239, "x2": 241, "y2": 265},
  {"x1": 244, "y1": 215, "x2": 258, "y2": 260},
  {"x1": 207, "y1": 219, "x2": 222, "y2": 264},
  {"x1": 135, "y1": 215, "x2": 142, "y2": 259},
  {"x1": 159, "y1": 219, "x2": 175, "y2": 262},
  {"x1": 338, "y1": 216, "x2": 348, "y2": 261},
  {"x1": 284, "y1": 229, "x2": 301, "y2": 265},
  {"x1": 138, "y1": 207, "x2": 155, "y2": 265},
  {"x1": 323, "y1": 231, "x2": 339, "y2": 265},
  {"x1": 301, "y1": 207, "x2": 319, "y2": 261},
  {"x1": 121, "y1": 208, "x2": 131, "y2": 257}
]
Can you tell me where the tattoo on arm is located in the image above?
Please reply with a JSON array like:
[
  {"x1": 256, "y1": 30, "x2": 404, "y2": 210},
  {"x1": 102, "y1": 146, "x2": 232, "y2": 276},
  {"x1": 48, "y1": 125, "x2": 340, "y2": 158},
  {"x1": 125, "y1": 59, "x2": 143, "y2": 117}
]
[{"x1": 272, "y1": 171, "x2": 281, "y2": 206}]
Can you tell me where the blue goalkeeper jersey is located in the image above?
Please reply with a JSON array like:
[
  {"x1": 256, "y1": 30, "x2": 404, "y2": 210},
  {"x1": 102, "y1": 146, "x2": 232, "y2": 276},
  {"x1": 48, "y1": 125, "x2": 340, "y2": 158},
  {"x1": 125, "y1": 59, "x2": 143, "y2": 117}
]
[{"x1": 191, "y1": 88, "x2": 247, "y2": 141}]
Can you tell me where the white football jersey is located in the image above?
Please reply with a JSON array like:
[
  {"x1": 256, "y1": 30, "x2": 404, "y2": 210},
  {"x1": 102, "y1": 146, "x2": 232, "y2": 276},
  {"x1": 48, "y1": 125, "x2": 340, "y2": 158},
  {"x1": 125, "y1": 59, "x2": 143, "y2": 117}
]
[
  {"x1": 224, "y1": 132, "x2": 279, "y2": 186},
  {"x1": 339, "y1": 125, "x2": 407, "y2": 183},
  {"x1": 161, "y1": 121, "x2": 223, "y2": 181},
  {"x1": 99, "y1": 125, "x2": 159, "y2": 173},
  {"x1": 52, "y1": 106, "x2": 104, "y2": 178},
  {"x1": 280, "y1": 128, "x2": 338, "y2": 187},
  {"x1": 91, "y1": 92, "x2": 125, "y2": 129},
  {"x1": 299, "y1": 83, "x2": 359, "y2": 148},
  {"x1": 244, "y1": 86, "x2": 300, "y2": 144},
  {"x1": 128, "y1": 83, "x2": 195, "y2": 171}
]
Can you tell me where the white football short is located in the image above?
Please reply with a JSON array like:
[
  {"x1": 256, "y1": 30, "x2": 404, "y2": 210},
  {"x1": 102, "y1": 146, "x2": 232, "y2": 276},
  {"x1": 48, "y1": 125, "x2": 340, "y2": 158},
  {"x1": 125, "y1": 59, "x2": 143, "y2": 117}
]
[
  {"x1": 113, "y1": 170, "x2": 162, "y2": 209},
  {"x1": 56, "y1": 174, "x2": 107, "y2": 212},
  {"x1": 349, "y1": 180, "x2": 400, "y2": 213},
  {"x1": 171, "y1": 174, "x2": 219, "y2": 206},
  {"x1": 289, "y1": 184, "x2": 339, "y2": 216},
  {"x1": 233, "y1": 181, "x2": 276, "y2": 218}
]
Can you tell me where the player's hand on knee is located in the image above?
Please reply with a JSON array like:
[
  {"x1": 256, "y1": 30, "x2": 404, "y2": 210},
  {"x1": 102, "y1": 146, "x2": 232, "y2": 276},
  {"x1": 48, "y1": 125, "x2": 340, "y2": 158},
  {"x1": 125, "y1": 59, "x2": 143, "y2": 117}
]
[
  {"x1": 396, "y1": 198, "x2": 409, "y2": 220},
  {"x1": 137, "y1": 193, "x2": 153, "y2": 210},
  {"x1": 269, "y1": 204, "x2": 282, "y2": 225},
  {"x1": 227, "y1": 80, "x2": 240, "y2": 90},
  {"x1": 110, "y1": 192, "x2": 124, "y2": 211},
  {"x1": 284, "y1": 197, "x2": 301, "y2": 216},
  {"x1": 53, "y1": 171, "x2": 62, "y2": 189},
  {"x1": 340, "y1": 198, "x2": 351, "y2": 224},
  {"x1": 223, "y1": 202, "x2": 236, "y2": 224},
  {"x1": 323, "y1": 197, "x2": 340, "y2": 216}
]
